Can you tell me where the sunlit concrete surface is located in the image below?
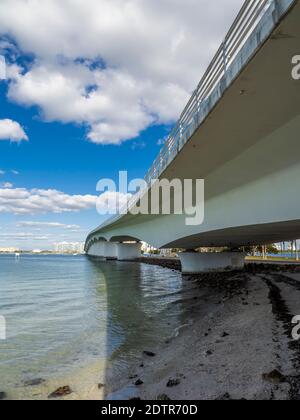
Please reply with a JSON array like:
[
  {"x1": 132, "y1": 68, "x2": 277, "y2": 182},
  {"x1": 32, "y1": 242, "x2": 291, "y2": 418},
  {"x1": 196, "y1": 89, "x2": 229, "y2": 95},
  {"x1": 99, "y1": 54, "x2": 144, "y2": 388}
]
[
  {"x1": 86, "y1": 0, "x2": 300, "y2": 258},
  {"x1": 179, "y1": 252, "x2": 246, "y2": 274}
]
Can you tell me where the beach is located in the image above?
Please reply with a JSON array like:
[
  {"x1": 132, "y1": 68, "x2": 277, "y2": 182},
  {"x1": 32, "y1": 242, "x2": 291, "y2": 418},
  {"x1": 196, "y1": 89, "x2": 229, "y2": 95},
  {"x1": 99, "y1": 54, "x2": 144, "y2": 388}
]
[{"x1": 113, "y1": 263, "x2": 300, "y2": 400}]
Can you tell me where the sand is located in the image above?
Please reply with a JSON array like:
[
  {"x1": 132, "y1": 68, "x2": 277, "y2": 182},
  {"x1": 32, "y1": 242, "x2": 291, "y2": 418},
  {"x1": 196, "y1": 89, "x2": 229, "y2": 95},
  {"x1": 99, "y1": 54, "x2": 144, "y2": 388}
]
[
  {"x1": 120, "y1": 269, "x2": 300, "y2": 400},
  {"x1": 7, "y1": 360, "x2": 107, "y2": 401}
]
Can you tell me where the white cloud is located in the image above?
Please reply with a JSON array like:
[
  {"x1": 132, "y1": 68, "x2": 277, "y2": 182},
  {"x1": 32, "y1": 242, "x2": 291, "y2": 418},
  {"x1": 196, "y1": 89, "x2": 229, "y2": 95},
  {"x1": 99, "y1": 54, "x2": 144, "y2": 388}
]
[
  {"x1": 1, "y1": 182, "x2": 13, "y2": 188},
  {"x1": 0, "y1": 170, "x2": 5, "y2": 175},
  {"x1": 17, "y1": 221, "x2": 81, "y2": 229},
  {"x1": 0, "y1": 187, "x2": 97, "y2": 215},
  {"x1": 11, "y1": 170, "x2": 19, "y2": 175},
  {"x1": 0, "y1": 119, "x2": 28, "y2": 142},
  {"x1": 0, "y1": 0, "x2": 243, "y2": 145},
  {"x1": 0, "y1": 232, "x2": 51, "y2": 241}
]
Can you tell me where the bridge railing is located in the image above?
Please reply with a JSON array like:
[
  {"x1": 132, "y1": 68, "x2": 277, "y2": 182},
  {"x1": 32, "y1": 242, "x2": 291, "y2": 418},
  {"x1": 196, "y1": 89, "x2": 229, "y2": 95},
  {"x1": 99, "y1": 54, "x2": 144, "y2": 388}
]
[
  {"x1": 144, "y1": 0, "x2": 272, "y2": 186},
  {"x1": 121, "y1": 1, "x2": 272, "y2": 215},
  {"x1": 88, "y1": 0, "x2": 276, "y2": 236}
]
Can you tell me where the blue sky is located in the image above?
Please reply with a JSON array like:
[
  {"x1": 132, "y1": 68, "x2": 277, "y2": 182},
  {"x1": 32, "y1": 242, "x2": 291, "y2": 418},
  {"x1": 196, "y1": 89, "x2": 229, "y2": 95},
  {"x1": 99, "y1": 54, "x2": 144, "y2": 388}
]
[
  {"x1": 0, "y1": 0, "x2": 243, "y2": 249},
  {"x1": 0, "y1": 77, "x2": 169, "y2": 248}
]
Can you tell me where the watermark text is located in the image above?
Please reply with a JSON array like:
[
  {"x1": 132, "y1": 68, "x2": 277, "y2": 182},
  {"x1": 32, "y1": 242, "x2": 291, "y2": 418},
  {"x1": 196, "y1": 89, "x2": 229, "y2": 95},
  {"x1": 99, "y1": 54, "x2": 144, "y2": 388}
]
[
  {"x1": 292, "y1": 315, "x2": 300, "y2": 341},
  {"x1": 96, "y1": 171, "x2": 205, "y2": 226},
  {"x1": 292, "y1": 55, "x2": 300, "y2": 80},
  {"x1": 0, "y1": 316, "x2": 6, "y2": 340},
  {"x1": 0, "y1": 55, "x2": 6, "y2": 81}
]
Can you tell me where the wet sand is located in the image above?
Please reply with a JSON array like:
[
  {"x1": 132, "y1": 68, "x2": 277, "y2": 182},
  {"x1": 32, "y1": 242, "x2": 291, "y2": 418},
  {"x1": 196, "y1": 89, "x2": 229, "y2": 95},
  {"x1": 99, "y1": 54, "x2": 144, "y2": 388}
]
[
  {"x1": 2, "y1": 360, "x2": 107, "y2": 400},
  {"x1": 119, "y1": 264, "x2": 300, "y2": 400}
]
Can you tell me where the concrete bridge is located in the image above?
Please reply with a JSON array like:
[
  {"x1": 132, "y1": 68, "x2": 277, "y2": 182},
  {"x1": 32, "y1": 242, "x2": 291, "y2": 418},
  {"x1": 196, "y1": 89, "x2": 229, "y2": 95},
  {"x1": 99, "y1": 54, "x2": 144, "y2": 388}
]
[{"x1": 85, "y1": 0, "x2": 300, "y2": 273}]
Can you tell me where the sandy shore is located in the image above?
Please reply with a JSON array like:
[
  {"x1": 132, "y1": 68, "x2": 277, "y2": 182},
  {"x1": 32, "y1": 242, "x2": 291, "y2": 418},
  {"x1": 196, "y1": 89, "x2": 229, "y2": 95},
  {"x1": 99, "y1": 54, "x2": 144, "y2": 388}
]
[
  {"x1": 118, "y1": 266, "x2": 300, "y2": 400},
  {"x1": 3, "y1": 360, "x2": 107, "y2": 401}
]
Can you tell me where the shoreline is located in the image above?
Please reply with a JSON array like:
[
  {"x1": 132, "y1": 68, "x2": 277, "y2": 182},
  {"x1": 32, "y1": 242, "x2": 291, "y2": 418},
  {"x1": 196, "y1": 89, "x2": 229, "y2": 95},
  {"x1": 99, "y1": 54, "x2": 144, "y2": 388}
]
[
  {"x1": 137, "y1": 255, "x2": 300, "y2": 273},
  {"x1": 1, "y1": 360, "x2": 106, "y2": 401},
  {"x1": 111, "y1": 261, "x2": 300, "y2": 400}
]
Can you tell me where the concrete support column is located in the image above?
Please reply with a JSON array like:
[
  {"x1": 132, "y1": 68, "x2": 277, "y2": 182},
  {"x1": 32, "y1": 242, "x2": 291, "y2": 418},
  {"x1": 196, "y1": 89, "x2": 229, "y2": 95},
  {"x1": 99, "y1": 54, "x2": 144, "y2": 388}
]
[
  {"x1": 87, "y1": 241, "x2": 106, "y2": 258},
  {"x1": 179, "y1": 252, "x2": 246, "y2": 274},
  {"x1": 95, "y1": 241, "x2": 106, "y2": 258},
  {"x1": 104, "y1": 242, "x2": 118, "y2": 260},
  {"x1": 87, "y1": 243, "x2": 97, "y2": 257},
  {"x1": 117, "y1": 243, "x2": 142, "y2": 261}
]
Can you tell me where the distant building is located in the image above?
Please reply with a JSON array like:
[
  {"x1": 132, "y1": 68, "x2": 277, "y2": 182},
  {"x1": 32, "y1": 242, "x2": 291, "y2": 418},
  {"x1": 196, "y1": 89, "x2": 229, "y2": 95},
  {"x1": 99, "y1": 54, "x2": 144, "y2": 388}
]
[
  {"x1": 141, "y1": 242, "x2": 174, "y2": 257},
  {"x1": 53, "y1": 242, "x2": 84, "y2": 254},
  {"x1": 0, "y1": 247, "x2": 20, "y2": 253},
  {"x1": 141, "y1": 242, "x2": 157, "y2": 254},
  {"x1": 160, "y1": 248, "x2": 173, "y2": 257},
  {"x1": 32, "y1": 249, "x2": 43, "y2": 254}
]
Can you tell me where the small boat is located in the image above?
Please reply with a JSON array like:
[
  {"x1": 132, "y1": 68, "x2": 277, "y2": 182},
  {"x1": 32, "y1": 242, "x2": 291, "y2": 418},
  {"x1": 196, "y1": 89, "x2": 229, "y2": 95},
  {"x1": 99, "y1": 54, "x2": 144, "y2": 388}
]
[{"x1": 15, "y1": 252, "x2": 20, "y2": 259}]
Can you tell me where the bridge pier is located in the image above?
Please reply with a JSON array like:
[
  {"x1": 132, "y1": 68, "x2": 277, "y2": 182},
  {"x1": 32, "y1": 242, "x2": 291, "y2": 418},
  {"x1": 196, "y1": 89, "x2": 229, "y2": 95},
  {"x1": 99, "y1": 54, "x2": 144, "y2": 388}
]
[
  {"x1": 117, "y1": 243, "x2": 142, "y2": 261},
  {"x1": 104, "y1": 242, "x2": 118, "y2": 260},
  {"x1": 96, "y1": 241, "x2": 106, "y2": 258},
  {"x1": 179, "y1": 252, "x2": 246, "y2": 274},
  {"x1": 87, "y1": 241, "x2": 106, "y2": 258}
]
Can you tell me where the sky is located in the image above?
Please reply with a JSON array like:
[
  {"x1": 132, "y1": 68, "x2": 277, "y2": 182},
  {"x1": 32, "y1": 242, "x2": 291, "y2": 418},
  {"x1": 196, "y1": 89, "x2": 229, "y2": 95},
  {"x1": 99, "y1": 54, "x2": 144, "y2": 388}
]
[{"x1": 0, "y1": 0, "x2": 243, "y2": 250}]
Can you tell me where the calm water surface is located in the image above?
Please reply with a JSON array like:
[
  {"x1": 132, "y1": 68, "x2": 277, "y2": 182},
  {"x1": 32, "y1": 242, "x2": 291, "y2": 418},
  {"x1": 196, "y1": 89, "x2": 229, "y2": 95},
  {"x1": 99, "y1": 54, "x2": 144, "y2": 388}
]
[{"x1": 0, "y1": 255, "x2": 185, "y2": 399}]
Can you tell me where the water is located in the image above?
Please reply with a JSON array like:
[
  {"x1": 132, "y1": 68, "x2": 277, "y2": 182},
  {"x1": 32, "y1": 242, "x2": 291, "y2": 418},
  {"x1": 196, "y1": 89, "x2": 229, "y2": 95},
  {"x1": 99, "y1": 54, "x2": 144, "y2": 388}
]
[
  {"x1": 0, "y1": 254, "x2": 184, "y2": 399},
  {"x1": 268, "y1": 252, "x2": 297, "y2": 259}
]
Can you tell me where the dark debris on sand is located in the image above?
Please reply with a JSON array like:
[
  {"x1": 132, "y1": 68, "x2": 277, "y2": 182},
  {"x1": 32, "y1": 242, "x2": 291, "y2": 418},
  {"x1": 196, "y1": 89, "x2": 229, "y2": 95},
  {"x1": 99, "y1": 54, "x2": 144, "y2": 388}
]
[
  {"x1": 157, "y1": 394, "x2": 171, "y2": 400},
  {"x1": 135, "y1": 379, "x2": 144, "y2": 386},
  {"x1": 262, "y1": 370, "x2": 286, "y2": 384},
  {"x1": 0, "y1": 392, "x2": 6, "y2": 400},
  {"x1": 166, "y1": 379, "x2": 180, "y2": 388},
  {"x1": 143, "y1": 351, "x2": 156, "y2": 357},
  {"x1": 48, "y1": 386, "x2": 72, "y2": 398},
  {"x1": 23, "y1": 378, "x2": 45, "y2": 387}
]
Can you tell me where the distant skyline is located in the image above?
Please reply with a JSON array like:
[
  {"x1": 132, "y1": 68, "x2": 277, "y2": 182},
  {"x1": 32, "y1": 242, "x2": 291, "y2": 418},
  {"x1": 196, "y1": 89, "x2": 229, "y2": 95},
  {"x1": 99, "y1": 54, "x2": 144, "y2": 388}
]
[{"x1": 0, "y1": 0, "x2": 243, "y2": 249}]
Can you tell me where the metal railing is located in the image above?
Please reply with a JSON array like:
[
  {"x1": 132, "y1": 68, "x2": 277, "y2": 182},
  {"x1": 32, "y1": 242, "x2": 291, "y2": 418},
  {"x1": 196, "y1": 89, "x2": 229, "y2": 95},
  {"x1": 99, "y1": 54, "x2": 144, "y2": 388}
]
[
  {"x1": 86, "y1": 0, "x2": 278, "y2": 241},
  {"x1": 144, "y1": 0, "x2": 272, "y2": 186}
]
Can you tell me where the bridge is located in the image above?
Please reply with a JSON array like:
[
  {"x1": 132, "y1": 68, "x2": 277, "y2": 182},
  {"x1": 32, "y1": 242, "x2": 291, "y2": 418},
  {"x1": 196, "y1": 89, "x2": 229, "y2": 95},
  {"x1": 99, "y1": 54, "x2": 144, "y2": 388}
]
[{"x1": 85, "y1": 0, "x2": 300, "y2": 273}]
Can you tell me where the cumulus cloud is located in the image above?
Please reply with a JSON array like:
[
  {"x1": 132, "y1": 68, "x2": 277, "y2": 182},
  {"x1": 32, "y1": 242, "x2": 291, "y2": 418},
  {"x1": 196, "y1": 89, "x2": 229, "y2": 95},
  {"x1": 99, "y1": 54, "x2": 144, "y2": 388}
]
[
  {"x1": 0, "y1": 232, "x2": 51, "y2": 242},
  {"x1": 1, "y1": 182, "x2": 13, "y2": 188},
  {"x1": 0, "y1": 0, "x2": 243, "y2": 145},
  {"x1": 0, "y1": 187, "x2": 97, "y2": 215},
  {"x1": 0, "y1": 119, "x2": 28, "y2": 142}
]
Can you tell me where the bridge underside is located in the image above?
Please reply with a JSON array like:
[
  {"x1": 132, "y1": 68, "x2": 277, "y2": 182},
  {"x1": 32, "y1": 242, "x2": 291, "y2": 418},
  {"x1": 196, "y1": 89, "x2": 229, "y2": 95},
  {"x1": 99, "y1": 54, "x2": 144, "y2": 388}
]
[
  {"x1": 86, "y1": 0, "x2": 300, "y2": 254},
  {"x1": 164, "y1": 220, "x2": 300, "y2": 249}
]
